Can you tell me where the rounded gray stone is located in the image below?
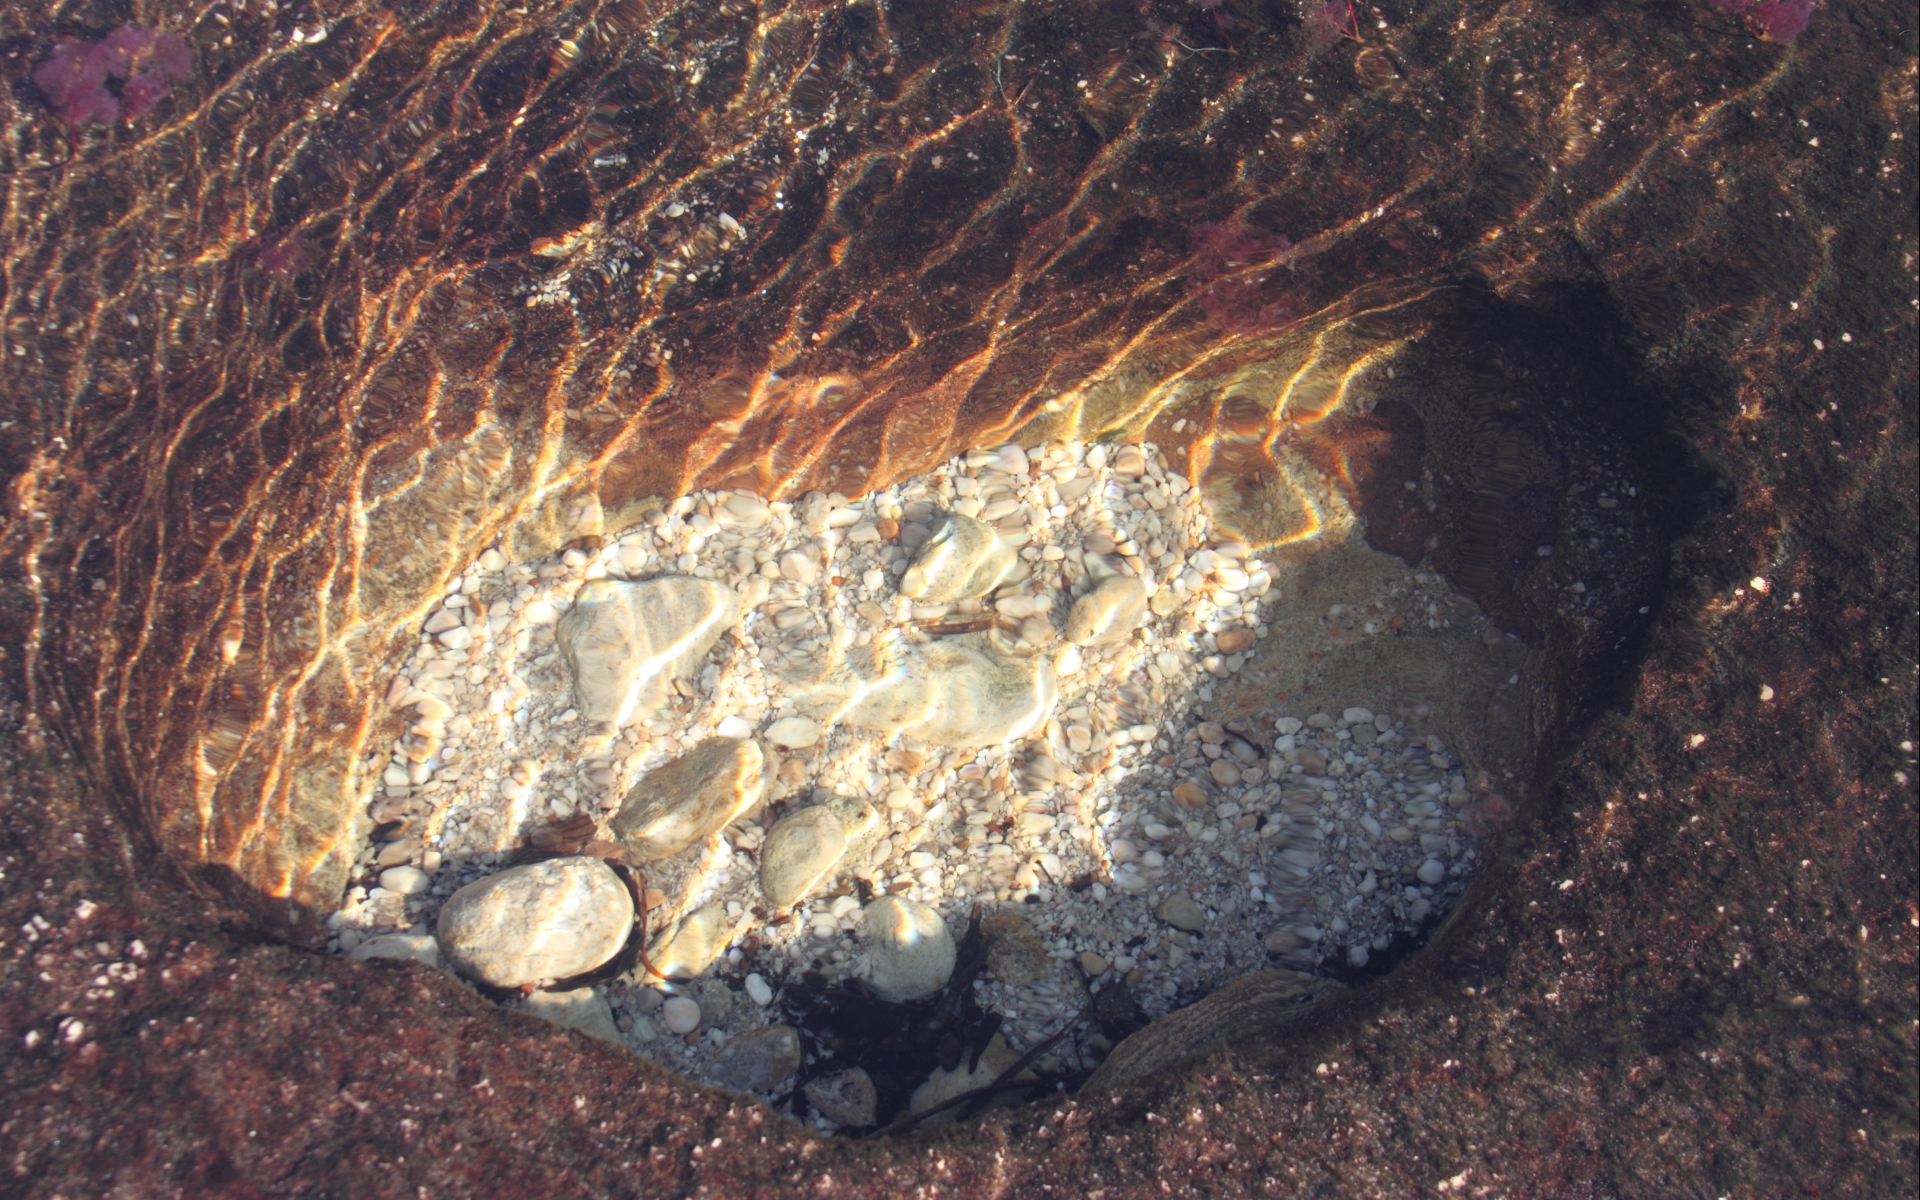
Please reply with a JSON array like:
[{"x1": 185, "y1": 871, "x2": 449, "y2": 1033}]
[{"x1": 435, "y1": 857, "x2": 633, "y2": 988}]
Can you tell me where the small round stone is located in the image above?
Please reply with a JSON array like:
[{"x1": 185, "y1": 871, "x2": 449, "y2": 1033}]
[
  {"x1": 379, "y1": 865, "x2": 431, "y2": 895},
  {"x1": 765, "y1": 715, "x2": 824, "y2": 749},
  {"x1": 661, "y1": 995, "x2": 702, "y2": 1035},
  {"x1": 1155, "y1": 894, "x2": 1206, "y2": 932},
  {"x1": 1416, "y1": 858, "x2": 1447, "y2": 885}
]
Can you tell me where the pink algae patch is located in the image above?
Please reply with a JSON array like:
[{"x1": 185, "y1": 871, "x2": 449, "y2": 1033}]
[
  {"x1": 1186, "y1": 221, "x2": 1299, "y2": 335},
  {"x1": 33, "y1": 25, "x2": 191, "y2": 127},
  {"x1": 1707, "y1": 0, "x2": 1816, "y2": 41}
]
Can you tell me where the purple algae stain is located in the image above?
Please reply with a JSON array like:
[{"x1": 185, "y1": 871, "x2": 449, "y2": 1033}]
[
  {"x1": 1185, "y1": 221, "x2": 1299, "y2": 336},
  {"x1": 1706, "y1": 0, "x2": 1815, "y2": 41},
  {"x1": 32, "y1": 25, "x2": 191, "y2": 128}
]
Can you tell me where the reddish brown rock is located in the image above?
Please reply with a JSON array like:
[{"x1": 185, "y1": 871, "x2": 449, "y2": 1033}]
[{"x1": 0, "y1": 0, "x2": 1910, "y2": 1195}]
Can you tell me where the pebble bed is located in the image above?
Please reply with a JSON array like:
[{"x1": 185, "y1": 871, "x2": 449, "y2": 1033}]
[{"x1": 329, "y1": 439, "x2": 1483, "y2": 1121}]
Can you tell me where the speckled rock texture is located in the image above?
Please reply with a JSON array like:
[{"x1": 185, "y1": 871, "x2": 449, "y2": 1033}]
[{"x1": 0, "y1": 0, "x2": 1913, "y2": 1195}]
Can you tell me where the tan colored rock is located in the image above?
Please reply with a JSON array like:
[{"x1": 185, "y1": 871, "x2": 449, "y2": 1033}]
[
  {"x1": 711, "y1": 1024, "x2": 803, "y2": 1092},
  {"x1": 1064, "y1": 575, "x2": 1148, "y2": 647},
  {"x1": 764, "y1": 716, "x2": 823, "y2": 749},
  {"x1": 1172, "y1": 781, "x2": 1209, "y2": 809},
  {"x1": 610, "y1": 737, "x2": 769, "y2": 863},
  {"x1": 760, "y1": 797, "x2": 881, "y2": 909},
  {"x1": 556, "y1": 577, "x2": 739, "y2": 727},
  {"x1": 436, "y1": 857, "x2": 633, "y2": 988},
  {"x1": 521, "y1": 986, "x2": 624, "y2": 1046},
  {"x1": 1216, "y1": 628, "x2": 1256, "y2": 654},
  {"x1": 1156, "y1": 893, "x2": 1206, "y2": 932},
  {"x1": 640, "y1": 902, "x2": 741, "y2": 983},
  {"x1": 797, "y1": 632, "x2": 1055, "y2": 748},
  {"x1": 899, "y1": 514, "x2": 1015, "y2": 603}
]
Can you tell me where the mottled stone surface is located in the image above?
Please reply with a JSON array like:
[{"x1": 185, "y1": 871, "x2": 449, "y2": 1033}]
[
  {"x1": 863, "y1": 896, "x2": 956, "y2": 1002},
  {"x1": 0, "y1": 0, "x2": 1913, "y2": 1194},
  {"x1": 710, "y1": 1024, "x2": 803, "y2": 1093},
  {"x1": 435, "y1": 858, "x2": 633, "y2": 987},
  {"x1": 556, "y1": 578, "x2": 740, "y2": 727},
  {"x1": 760, "y1": 797, "x2": 882, "y2": 910},
  {"x1": 608, "y1": 737, "x2": 769, "y2": 863},
  {"x1": 1065, "y1": 574, "x2": 1150, "y2": 647},
  {"x1": 898, "y1": 515, "x2": 1016, "y2": 603},
  {"x1": 797, "y1": 632, "x2": 1058, "y2": 748}
]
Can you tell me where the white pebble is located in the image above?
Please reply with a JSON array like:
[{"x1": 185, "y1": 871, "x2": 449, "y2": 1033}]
[
  {"x1": 745, "y1": 973, "x2": 775, "y2": 1006},
  {"x1": 661, "y1": 995, "x2": 702, "y2": 1034},
  {"x1": 379, "y1": 866, "x2": 430, "y2": 895}
]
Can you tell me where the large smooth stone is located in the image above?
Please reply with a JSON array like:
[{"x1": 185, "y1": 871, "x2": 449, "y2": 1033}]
[
  {"x1": 556, "y1": 577, "x2": 740, "y2": 727},
  {"x1": 797, "y1": 632, "x2": 1055, "y2": 748},
  {"x1": 710, "y1": 1024, "x2": 802, "y2": 1092},
  {"x1": 520, "y1": 986, "x2": 624, "y2": 1046},
  {"x1": 609, "y1": 737, "x2": 769, "y2": 863},
  {"x1": 760, "y1": 797, "x2": 881, "y2": 909},
  {"x1": 435, "y1": 857, "x2": 634, "y2": 988},
  {"x1": 640, "y1": 902, "x2": 740, "y2": 983},
  {"x1": 864, "y1": 896, "x2": 955, "y2": 1002},
  {"x1": 899, "y1": 514, "x2": 1015, "y2": 603},
  {"x1": 1065, "y1": 575, "x2": 1149, "y2": 647}
]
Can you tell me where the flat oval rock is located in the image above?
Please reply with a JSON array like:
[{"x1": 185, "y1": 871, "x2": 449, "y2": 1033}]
[
  {"x1": 641, "y1": 902, "x2": 740, "y2": 983},
  {"x1": 760, "y1": 797, "x2": 880, "y2": 909},
  {"x1": 435, "y1": 857, "x2": 633, "y2": 988},
  {"x1": 1065, "y1": 575, "x2": 1148, "y2": 646},
  {"x1": 799, "y1": 632, "x2": 1055, "y2": 748},
  {"x1": 864, "y1": 896, "x2": 956, "y2": 1002},
  {"x1": 1155, "y1": 893, "x2": 1207, "y2": 933},
  {"x1": 709, "y1": 1024, "x2": 802, "y2": 1092},
  {"x1": 556, "y1": 577, "x2": 740, "y2": 727},
  {"x1": 899, "y1": 514, "x2": 1014, "y2": 603},
  {"x1": 610, "y1": 737, "x2": 769, "y2": 863},
  {"x1": 519, "y1": 986, "x2": 624, "y2": 1046}
]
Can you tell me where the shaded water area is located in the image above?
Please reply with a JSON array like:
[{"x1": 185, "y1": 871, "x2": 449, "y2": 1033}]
[{"x1": 0, "y1": 0, "x2": 1913, "y2": 1194}]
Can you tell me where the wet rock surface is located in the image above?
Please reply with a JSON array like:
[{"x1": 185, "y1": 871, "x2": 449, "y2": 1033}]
[
  {"x1": 435, "y1": 858, "x2": 634, "y2": 987},
  {"x1": 556, "y1": 578, "x2": 740, "y2": 727},
  {"x1": 608, "y1": 736, "x2": 769, "y2": 863},
  {"x1": 797, "y1": 632, "x2": 1057, "y2": 748},
  {"x1": 0, "y1": 0, "x2": 1912, "y2": 1196}
]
